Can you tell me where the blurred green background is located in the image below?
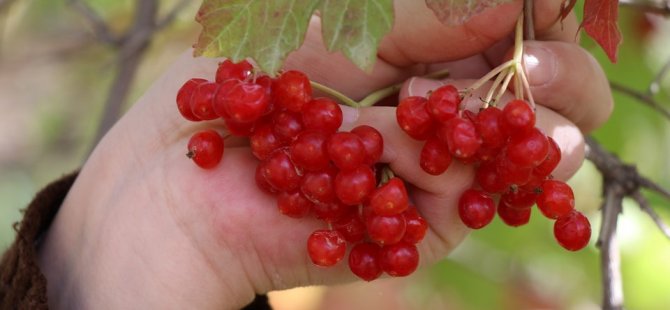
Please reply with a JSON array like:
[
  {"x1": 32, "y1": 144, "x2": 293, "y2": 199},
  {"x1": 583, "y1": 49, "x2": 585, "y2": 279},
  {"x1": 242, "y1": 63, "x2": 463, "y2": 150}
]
[{"x1": 1, "y1": 1, "x2": 669, "y2": 309}]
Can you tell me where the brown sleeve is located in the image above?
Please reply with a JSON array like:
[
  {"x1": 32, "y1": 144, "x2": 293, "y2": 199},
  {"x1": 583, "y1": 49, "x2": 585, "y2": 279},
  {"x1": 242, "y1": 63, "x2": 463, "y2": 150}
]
[{"x1": 0, "y1": 171, "x2": 272, "y2": 310}]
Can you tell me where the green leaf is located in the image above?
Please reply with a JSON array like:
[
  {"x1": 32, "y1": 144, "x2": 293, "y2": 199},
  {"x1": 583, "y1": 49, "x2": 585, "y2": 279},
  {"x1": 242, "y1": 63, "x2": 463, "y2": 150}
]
[
  {"x1": 193, "y1": 0, "x2": 321, "y2": 75},
  {"x1": 425, "y1": 0, "x2": 514, "y2": 26},
  {"x1": 320, "y1": 0, "x2": 394, "y2": 72}
]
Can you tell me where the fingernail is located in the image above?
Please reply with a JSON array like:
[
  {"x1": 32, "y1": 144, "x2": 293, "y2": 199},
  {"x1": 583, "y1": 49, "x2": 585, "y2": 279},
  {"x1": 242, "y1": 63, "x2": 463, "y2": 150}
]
[
  {"x1": 340, "y1": 105, "x2": 360, "y2": 125},
  {"x1": 523, "y1": 46, "x2": 557, "y2": 87},
  {"x1": 404, "y1": 77, "x2": 444, "y2": 98}
]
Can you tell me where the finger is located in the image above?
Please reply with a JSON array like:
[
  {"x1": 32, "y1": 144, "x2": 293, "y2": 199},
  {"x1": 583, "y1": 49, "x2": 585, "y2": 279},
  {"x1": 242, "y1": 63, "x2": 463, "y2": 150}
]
[{"x1": 521, "y1": 41, "x2": 613, "y2": 133}]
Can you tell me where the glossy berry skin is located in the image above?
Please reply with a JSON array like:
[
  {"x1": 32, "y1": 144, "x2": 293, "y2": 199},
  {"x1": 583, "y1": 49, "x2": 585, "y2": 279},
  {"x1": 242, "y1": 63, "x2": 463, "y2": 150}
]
[
  {"x1": 402, "y1": 207, "x2": 427, "y2": 244},
  {"x1": 277, "y1": 191, "x2": 312, "y2": 218},
  {"x1": 458, "y1": 189, "x2": 496, "y2": 229},
  {"x1": 537, "y1": 180, "x2": 575, "y2": 219},
  {"x1": 380, "y1": 242, "x2": 419, "y2": 277},
  {"x1": 255, "y1": 164, "x2": 278, "y2": 194},
  {"x1": 274, "y1": 70, "x2": 312, "y2": 112},
  {"x1": 501, "y1": 188, "x2": 537, "y2": 209},
  {"x1": 369, "y1": 178, "x2": 409, "y2": 216},
  {"x1": 496, "y1": 154, "x2": 532, "y2": 186},
  {"x1": 223, "y1": 117, "x2": 255, "y2": 136},
  {"x1": 191, "y1": 82, "x2": 220, "y2": 120},
  {"x1": 554, "y1": 210, "x2": 591, "y2": 251},
  {"x1": 272, "y1": 111, "x2": 304, "y2": 143},
  {"x1": 333, "y1": 210, "x2": 366, "y2": 243},
  {"x1": 475, "y1": 106, "x2": 508, "y2": 149},
  {"x1": 440, "y1": 116, "x2": 482, "y2": 159},
  {"x1": 348, "y1": 242, "x2": 383, "y2": 281},
  {"x1": 212, "y1": 79, "x2": 240, "y2": 119},
  {"x1": 260, "y1": 149, "x2": 302, "y2": 192},
  {"x1": 366, "y1": 212, "x2": 407, "y2": 245},
  {"x1": 300, "y1": 169, "x2": 337, "y2": 204},
  {"x1": 475, "y1": 160, "x2": 507, "y2": 194},
  {"x1": 327, "y1": 132, "x2": 366, "y2": 171},
  {"x1": 290, "y1": 130, "x2": 330, "y2": 172},
  {"x1": 302, "y1": 97, "x2": 343, "y2": 133},
  {"x1": 507, "y1": 128, "x2": 549, "y2": 168},
  {"x1": 215, "y1": 59, "x2": 253, "y2": 83},
  {"x1": 334, "y1": 166, "x2": 376, "y2": 205},
  {"x1": 396, "y1": 96, "x2": 434, "y2": 140},
  {"x1": 534, "y1": 136, "x2": 562, "y2": 177},
  {"x1": 351, "y1": 125, "x2": 384, "y2": 165},
  {"x1": 176, "y1": 78, "x2": 207, "y2": 121},
  {"x1": 187, "y1": 130, "x2": 224, "y2": 169},
  {"x1": 420, "y1": 137, "x2": 452, "y2": 175},
  {"x1": 497, "y1": 200, "x2": 531, "y2": 227},
  {"x1": 427, "y1": 84, "x2": 460, "y2": 122},
  {"x1": 250, "y1": 123, "x2": 283, "y2": 160},
  {"x1": 312, "y1": 201, "x2": 351, "y2": 222},
  {"x1": 222, "y1": 82, "x2": 270, "y2": 123},
  {"x1": 502, "y1": 99, "x2": 535, "y2": 134},
  {"x1": 307, "y1": 230, "x2": 346, "y2": 267}
]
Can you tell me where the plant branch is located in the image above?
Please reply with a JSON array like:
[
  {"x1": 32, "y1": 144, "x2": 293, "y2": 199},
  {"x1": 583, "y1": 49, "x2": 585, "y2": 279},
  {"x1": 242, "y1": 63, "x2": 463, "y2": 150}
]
[
  {"x1": 609, "y1": 81, "x2": 670, "y2": 121},
  {"x1": 632, "y1": 191, "x2": 670, "y2": 241},
  {"x1": 67, "y1": 0, "x2": 120, "y2": 46},
  {"x1": 648, "y1": 55, "x2": 670, "y2": 95},
  {"x1": 619, "y1": 0, "x2": 670, "y2": 15},
  {"x1": 597, "y1": 185, "x2": 624, "y2": 310}
]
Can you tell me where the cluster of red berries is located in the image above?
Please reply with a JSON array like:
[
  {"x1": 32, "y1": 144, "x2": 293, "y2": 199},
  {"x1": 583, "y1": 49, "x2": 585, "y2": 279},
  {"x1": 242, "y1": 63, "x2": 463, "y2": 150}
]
[
  {"x1": 397, "y1": 85, "x2": 591, "y2": 251},
  {"x1": 175, "y1": 60, "x2": 428, "y2": 280}
]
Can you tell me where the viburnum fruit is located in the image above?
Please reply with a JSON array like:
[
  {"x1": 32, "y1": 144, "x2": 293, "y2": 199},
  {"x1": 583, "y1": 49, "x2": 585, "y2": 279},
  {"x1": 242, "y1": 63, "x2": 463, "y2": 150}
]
[
  {"x1": 554, "y1": 210, "x2": 591, "y2": 251},
  {"x1": 175, "y1": 61, "x2": 430, "y2": 280},
  {"x1": 186, "y1": 130, "x2": 224, "y2": 169}
]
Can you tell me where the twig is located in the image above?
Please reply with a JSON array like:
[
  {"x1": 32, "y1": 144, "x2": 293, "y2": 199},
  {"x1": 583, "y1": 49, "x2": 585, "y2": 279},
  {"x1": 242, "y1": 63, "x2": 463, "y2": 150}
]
[
  {"x1": 523, "y1": 0, "x2": 534, "y2": 40},
  {"x1": 597, "y1": 185, "x2": 624, "y2": 310},
  {"x1": 67, "y1": 0, "x2": 120, "y2": 45},
  {"x1": 609, "y1": 81, "x2": 670, "y2": 121},
  {"x1": 648, "y1": 55, "x2": 670, "y2": 95},
  {"x1": 619, "y1": 0, "x2": 670, "y2": 15},
  {"x1": 632, "y1": 191, "x2": 670, "y2": 241}
]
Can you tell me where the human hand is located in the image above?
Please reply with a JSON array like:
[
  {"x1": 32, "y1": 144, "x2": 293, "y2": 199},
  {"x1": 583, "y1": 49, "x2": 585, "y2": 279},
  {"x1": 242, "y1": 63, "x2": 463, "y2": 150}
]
[{"x1": 37, "y1": 0, "x2": 612, "y2": 309}]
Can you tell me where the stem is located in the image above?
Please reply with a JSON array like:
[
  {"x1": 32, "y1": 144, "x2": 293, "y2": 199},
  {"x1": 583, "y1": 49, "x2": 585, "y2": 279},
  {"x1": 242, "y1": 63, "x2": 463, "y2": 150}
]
[
  {"x1": 517, "y1": 64, "x2": 536, "y2": 108},
  {"x1": 359, "y1": 84, "x2": 403, "y2": 108},
  {"x1": 495, "y1": 68, "x2": 516, "y2": 104},
  {"x1": 464, "y1": 59, "x2": 515, "y2": 94},
  {"x1": 310, "y1": 81, "x2": 359, "y2": 108},
  {"x1": 483, "y1": 70, "x2": 507, "y2": 108}
]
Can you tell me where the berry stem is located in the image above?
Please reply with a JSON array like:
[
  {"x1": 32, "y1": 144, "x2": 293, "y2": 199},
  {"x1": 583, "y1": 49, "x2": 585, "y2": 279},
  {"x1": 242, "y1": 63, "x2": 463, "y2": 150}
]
[
  {"x1": 358, "y1": 68, "x2": 451, "y2": 108},
  {"x1": 379, "y1": 165, "x2": 396, "y2": 185},
  {"x1": 463, "y1": 59, "x2": 515, "y2": 95},
  {"x1": 483, "y1": 69, "x2": 508, "y2": 108},
  {"x1": 311, "y1": 81, "x2": 360, "y2": 108},
  {"x1": 495, "y1": 67, "x2": 516, "y2": 104}
]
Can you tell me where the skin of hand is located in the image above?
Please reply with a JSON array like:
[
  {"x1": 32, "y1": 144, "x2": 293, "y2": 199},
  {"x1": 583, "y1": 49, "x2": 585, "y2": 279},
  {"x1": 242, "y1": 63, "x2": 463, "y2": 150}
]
[{"x1": 36, "y1": 0, "x2": 612, "y2": 309}]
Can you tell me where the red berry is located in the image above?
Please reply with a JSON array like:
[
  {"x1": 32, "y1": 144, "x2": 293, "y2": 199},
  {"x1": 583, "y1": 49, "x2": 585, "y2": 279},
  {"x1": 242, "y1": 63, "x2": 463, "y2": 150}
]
[
  {"x1": 537, "y1": 180, "x2": 575, "y2": 219},
  {"x1": 274, "y1": 70, "x2": 312, "y2": 112},
  {"x1": 420, "y1": 137, "x2": 452, "y2": 175},
  {"x1": 307, "y1": 230, "x2": 346, "y2": 267},
  {"x1": 439, "y1": 116, "x2": 482, "y2": 159},
  {"x1": 351, "y1": 125, "x2": 384, "y2": 165},
  {"x1": 300, "y1": 169, "x2": 337, "y2": 204},
  {"x1": 333, "y1": 210, "x2": 366, "y2": 243},
  {"x1": 191, "y1": 82, "x2": 220, "y2": 120},
  {"x1": 475, "y1": 106, "x2": 508, "y2": 149},
  {"x1": 497, "y1": 200, "x2": 531, "y2": 227},
  {"x1": 380, "y1": 242, "x2": 419, "y2": 277},
  {"x1": 250, "y1": 123, "x2": 284, "y2": 160},
  {"x1": 475, "y1": 160, "x2": 507, "y2": 194},
  {"x1": 277, "y1": 191, "x2": 313, "y2": 218},
  {"x1": 501, "y1": 99, "x2": 535, "y2": 134},
  {"x1": 507, "y1": 128, "x2": 549, "y2": 168},
  {"x1": 334, "y1": 166, "x2": 376, "y2": 205},
  {"x1": 260, "y1": 149, "x2": 302, "y2": 192},
  {"x1": 366, "y1": 212, "x2": 407, "y2": 245},
  {"x1": 348, "y1": 242, "x2": 383, "y2": 281},
  {"x1": 327, "y1": 132, "x2": 366, "y2": 171},
  {"x1": 369, "y1": 178, "x2": 409, "y2": 216},
  {"x1": 255, "y1": 164, "x2": 278, "y2": 194},
  {"x1": 501, "y1": 187, "x2": 537, "y2": 209},
  {"x1": 496, "y1": 154, "x2": 532, "y2": 186},
  {"x1": 312, "y1": 201, "x2": 351, "y2": 222},
  {"x1": 302, "y1": 97, "x2": 342, "y2": 133},
  {"x1": 223, "y1": 117, "x2": 255, "y2": 136},
  {"x1": 396, "y1": 96, "x2": 434, "y2": 140},
  {"x1": 212, "y1": 79, "x2": 240, "y2": 119},
  {"x1": 554, "y1": 210, "x2": 591, "y2": 251},
  {"x1": 222, "y1": 82, "x2": 270, "y2": 123},
  {"x1": 272, "y1": 111, "x2": 304, "y2": 143},
  {"x1": 533, "y1": 136, "x2": 562, "y2": 177},
  {"x1": 186, "y1": 130, "x2": 224, "y2": 169},
  {"x1": 427, "y1": 84, "x2": 460, "y2": 122},
  {"x1": 290, "y1": 130, "x2": 330, "y2": 172},
  {"x1": 176, "y1": 78, "x2": 207, "y2": 121},
  {"x1": 215, "y1": 59, "x2": 253, "y2": 83},
  {"x1": 458, "y1": 189, "x2": 495, "y2": 229},
  {"x1": 402, "y1": 207, "x2": 428, "y2": 244}
]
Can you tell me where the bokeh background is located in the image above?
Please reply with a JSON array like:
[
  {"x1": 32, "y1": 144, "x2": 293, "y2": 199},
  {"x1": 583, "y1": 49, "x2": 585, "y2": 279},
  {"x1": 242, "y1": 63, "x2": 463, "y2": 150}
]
[{"x1": 1, "y1": 1, "x2": 669, "y2": 309}]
